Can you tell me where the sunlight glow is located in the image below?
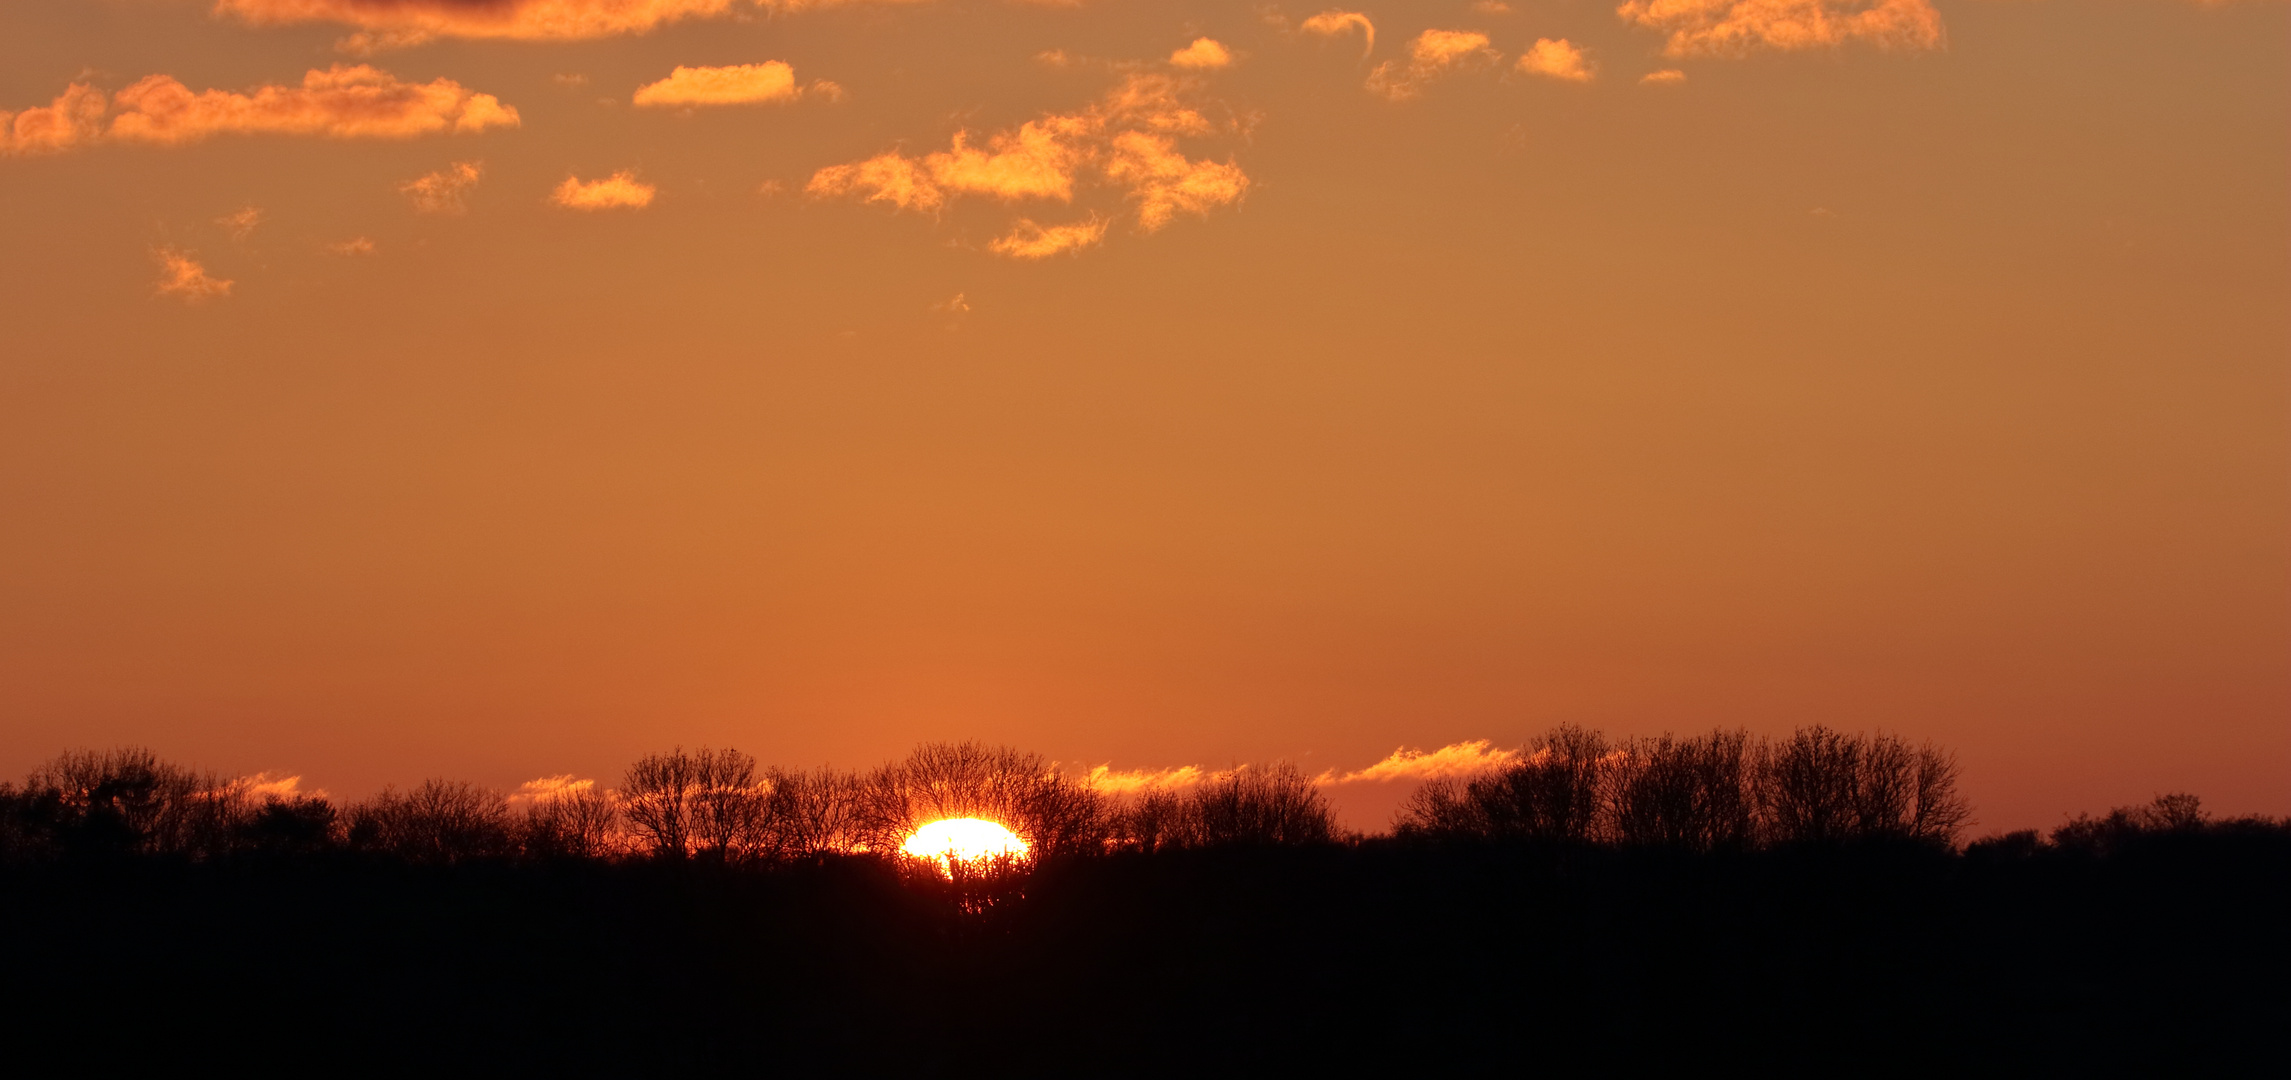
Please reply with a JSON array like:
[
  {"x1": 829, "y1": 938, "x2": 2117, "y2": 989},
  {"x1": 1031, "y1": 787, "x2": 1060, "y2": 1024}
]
[{"x1": 901, "y1": 817, "x2": 1030, "y2": 876}]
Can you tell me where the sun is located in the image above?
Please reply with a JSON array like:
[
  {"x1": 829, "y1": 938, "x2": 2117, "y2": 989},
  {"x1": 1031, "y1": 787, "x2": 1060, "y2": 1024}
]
[{"x1": 901, "y1": 817, "x2": 1030, "y2": 876}]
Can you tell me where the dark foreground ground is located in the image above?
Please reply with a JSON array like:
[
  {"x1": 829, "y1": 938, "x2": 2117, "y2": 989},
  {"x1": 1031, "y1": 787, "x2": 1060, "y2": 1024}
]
[{"x1": 4, "y1": 834, "x2": 2284, "y2": 1074}]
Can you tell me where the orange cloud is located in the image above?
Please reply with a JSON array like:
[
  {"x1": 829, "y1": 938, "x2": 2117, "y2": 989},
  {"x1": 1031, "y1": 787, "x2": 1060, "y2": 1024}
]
[
  {"x1": 807, "y1": 152, "x2": 945, "y2": 211},
  {"x1": 1320, "y1": 740, "x2": 1521, "y2": 785},
  {"x1": 154, "y1": 247, "x2": 232, "y2": 301},
  {"x1": 1641, "y1": 68, "x2": 1689, "y2": 84},
  {"x1": 214, "y1": 0, "x2": 741, "y2": 48},
  {"x1": 1085, "y1": 764, "x2": 1211, "y2": 794},
  {"x1": 633, "y1": 61, "x2": 806, "y2": 107},
  {"x1": 1616, "y1": 0, "x2": 1946, "y2": 57},
  {"x1": 508, "y1": 774, "x2": 597, "y2": 805},
  {"x1": 1169, "y1": 38, "x2": 1234, "y2": 70},
  {"x1": 1, "y1": 83, "x2": 108, "y2": 156},
  {"x1": 104, "y1": 65, "x2": 517, "y2": 145},
  {"x1": 329, "y1": 236, "x2": 377, "y2": 254},
  {"x1": 1301, "y1": 10, "x2": 1376, "y2": 58},
  {"x1": 990, "y1": 216, "x2": 1110, "y2": 259},
  {"x1": 217, "y1": 206, "x2": 264, "y2": 241},
  {"x1": 553, "y1": 170, "x2": 656, "y2": 209},
  {"x1": 1518, "y1": 38, "x2": 1596, "y2": 82},
  {"x1": 1366, "y1": 29, "x2": 1502, "y2": 100},
  {"x1": 399, "y1": 160, "x2": 483, "y2": 213},
  {"x1": 808, "y1": 74, "x2": 1246, "y2": 254}
]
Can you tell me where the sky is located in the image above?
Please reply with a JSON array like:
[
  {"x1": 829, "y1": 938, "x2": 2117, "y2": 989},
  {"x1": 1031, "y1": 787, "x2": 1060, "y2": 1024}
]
[{"x1": 1, "y1": 0, "x2": 2284, "y2": 833}]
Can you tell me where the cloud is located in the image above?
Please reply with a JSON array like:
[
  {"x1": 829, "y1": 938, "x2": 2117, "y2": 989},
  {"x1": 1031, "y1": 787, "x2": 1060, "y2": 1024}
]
[
  {"x1": 1103, "y1": 131, "x2": 1250, "y2": 232},
  {"x1": 329, "y1": 236, "x2": 377, "y2": 254},
  {"x1": 1085, "y1": 764, "x2": 1211, "y2": 795},
  {"x1": 508, "y1": 774, "x2": 597, "y2": 806},
  {"x1": 217, "y1": 206, "x2": 263, "y2": 240},
  {"x1": 633, "y1": 61, "x2": 812, "y2": 107},
  {"x1": 399, "y1": 160, "x2": 483, "y2": 213},
  {"x1": 1366, "y1": 29, "x2": 1502, "y2": 100},
  {"x1": 1517, "y1": 38, "x2": 1596, "y2": 82},
  {"x1": 1616, "y1": 0, "x2": 1946, "y2": 57},
  {"x1": 808, "y1": 73, "x2": 1247, "y2": 254},
  {"x1": 228, "y1": 772, "x2": 316, "y2": 800},
  {"x1": 807, "y1": 152, "x2": 945, "y2": 211},
  {"x1": 553, "y1": 170, "x2": 656, "y2": 209},
  {"x1": 1641, "y1": 68, "x2": 1689, "y2": 84},
  {"x1": 1320, "y1": 740, "x2": 1521, "y2": 785},
  {"x1": 990, "y1": 216, "x2": 1109, "y2": 258},
  {"x1": 154, "y1": 247, "x2": 232, "y2": 301},
  {"x1": 214, "y1": 0, "x2": 742, "y2": 48},
  {"x1": 108, "y1": 65, "x2": 517, "y2": 145},
  {"x1": 5, "y1": 66, "x2": 518, "y2": 156},
  {"x1": 1, "y1": 83, "x2": 108, "y2": 155},
  {"x1": 1300, "y1": 10, "x2": 1376, "y2": 58},
  {"x1": 1472, "y1": 1, "x2": 1514, "y2": 12},
  {"x1": 1169, "y1": 38, "x2": 1234, "y2": 70}
]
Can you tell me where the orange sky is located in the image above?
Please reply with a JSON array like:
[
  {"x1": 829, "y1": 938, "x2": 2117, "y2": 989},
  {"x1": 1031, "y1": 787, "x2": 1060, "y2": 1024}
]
[{"x1": 2, "y1": 0, "x2": 2284, "y2": 832}]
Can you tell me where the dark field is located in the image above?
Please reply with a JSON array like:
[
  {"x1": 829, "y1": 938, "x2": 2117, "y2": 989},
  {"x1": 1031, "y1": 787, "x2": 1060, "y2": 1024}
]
[{"x1": 6, "y1": 830, "x2": 2284, "y2": 1074}]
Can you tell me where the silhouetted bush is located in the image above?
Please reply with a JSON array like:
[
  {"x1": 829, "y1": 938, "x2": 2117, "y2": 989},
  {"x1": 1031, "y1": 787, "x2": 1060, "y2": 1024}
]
[{"x1": 521, "y1": 787, "x2": 621, "y2": 860}]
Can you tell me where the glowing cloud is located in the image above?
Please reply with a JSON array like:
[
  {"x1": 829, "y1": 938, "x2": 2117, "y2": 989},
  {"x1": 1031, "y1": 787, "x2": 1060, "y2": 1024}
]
[
  {"x1": 1518, "y1": 38, "x2": 1596, "y2": 82},
  {"x1": 1366, "y1": 30, "x2": 1502, "y2": 101},
  {"x1": 633, "y1": 62, "x2": 804, "y2": 107},
  {"x1": 1321, "y1": 741, "x2": 1521, "y2": 785},
  {"x1": 1, "y1": 84, "x2": 107, "y2": 156},
  {"x1": 154, "y1": 247, "x2": 232, "y2": 301},
  {"x1": 509, "y1": 774, "x2": 597, "y2": 805},
  {"x1": 990, "y1": 216, "x2": 1109, "y2": 259},
  {"x1": 399, "y1": 160, "x2": 483, "y2": 213},
  {"x1": 329, "y1": 236, "x2": 377, "y2": 254},
  {"x1": 1085, "y1": 764, "x2": 1211, "y2": 795},
  {"x1": 214, "y1": 0, "x2": 741, "y2": 48},
  {"x1": 1301, "y1": 10, "x2": 1376, "y2": 58},
  {"x1": 4, "y1": 67, "x2": 514, "y2": 156},
  {"x1": 217, "y1": 206, "x2": 263, "y2": 241},
  {"x1": 808, "y1": 74, "x2": 1246, "y2": 254},
  {"x1": 1616, "y1": 0, "x2": 1946, "y2": 58},
  {"x1": 553, "y1": 170, "x2": 656, "y2": 209},
  {"x1": 1169, "y1": 38, "x2": 1234, "y2": 70},
  {"x1": 1641, "y1": 68, "x2": 1689, "y2": 84}
]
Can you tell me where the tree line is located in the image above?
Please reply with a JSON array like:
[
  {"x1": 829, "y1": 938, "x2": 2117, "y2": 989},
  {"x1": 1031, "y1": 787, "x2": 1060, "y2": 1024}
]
[{"x1": 0, "y1": 726, "x2": 2274, "y2": 868}]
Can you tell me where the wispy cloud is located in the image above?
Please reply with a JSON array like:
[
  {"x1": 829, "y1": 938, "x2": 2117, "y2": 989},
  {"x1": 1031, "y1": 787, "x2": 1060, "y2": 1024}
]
[
  {"x1": 1085, "y1": 764, "x2": 1212, "y2": 795},
  {"x1": 1300, "y1": 10, "x2": 1377, "y2": 58},
  {"x1": 329, "y1": 236, "x2": 377, "y2": 255},
  {"x1": 1617, "y1": 0, "x2": 1946, "y2": 58},
  {"x1": 1169, "y1": 38, "x2": 1234, "y2": 70},
  {"x1": 1084, "y1": 740, "x2": 1520, "y2": 796},
  {"x1": 990, "y1": 216, "x2": 1109, "y2": 258},
  {"x1": 215, "y1": 0, "x2": 742, "y2": 50},
  {"x1": 1366, "y1": 30, "x2": 1502, "y2": 101},
  {"x1": 634, "y1": 61, "x2": 822, "y2": 107},
  {"x1": 808, "y1": 73, "x2": 1247, "y2": 257},
  {"x1": 508, "y1": 774, "x2": 597, "y2": 806},
  {"x1": 217, "y1": 206, "x2": 263, "y2": 241},
  {"x1": 1319, "y1": 740, "x2": 1520, "y2": 785},
  {"x1": 1517, "y1": 38, "x2": 1596, "y2": 83},
  {"x1": 1640, "y1": 68, "x2": 1689, "y2": 85},
  {"x1": 5, "y1": 66, "x2": 516, "y2": 156},
  {"x1": 553, "y1": 170, "x2": 656, "y2": 209},
  {"x1": 399, "y1": 160, "x2": 483, "y2": 213},
  {"x1": 154, "y1": 247, "x2": 232, "y2": 301}
]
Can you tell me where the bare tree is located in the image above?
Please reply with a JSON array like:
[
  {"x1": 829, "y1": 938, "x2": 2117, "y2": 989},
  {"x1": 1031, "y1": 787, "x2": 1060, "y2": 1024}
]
[
  {"x1": 762, "y1": 767, "x2": 862, "y2": 858},
  {"x1": 622, "y1": 748, "x2": 703, "y2": 860},
  {"x1": 347, "y1": 779, "x2": 512, "y2": 864},
  {"x1": 854, "y1": 742, "x2": 1109, "y2": 857},
  {"x1": 524, "y1": 788, "x2": 623, "y2": 860},
  {"x1": 690, "y1": 748, "x2": 766, "y2": 862}
]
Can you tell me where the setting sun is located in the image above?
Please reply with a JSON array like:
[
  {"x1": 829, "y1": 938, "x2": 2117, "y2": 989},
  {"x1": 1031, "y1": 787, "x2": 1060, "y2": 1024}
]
[{"x1": 901, "y1": 818, "x2": 1029, "y2": 875}]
